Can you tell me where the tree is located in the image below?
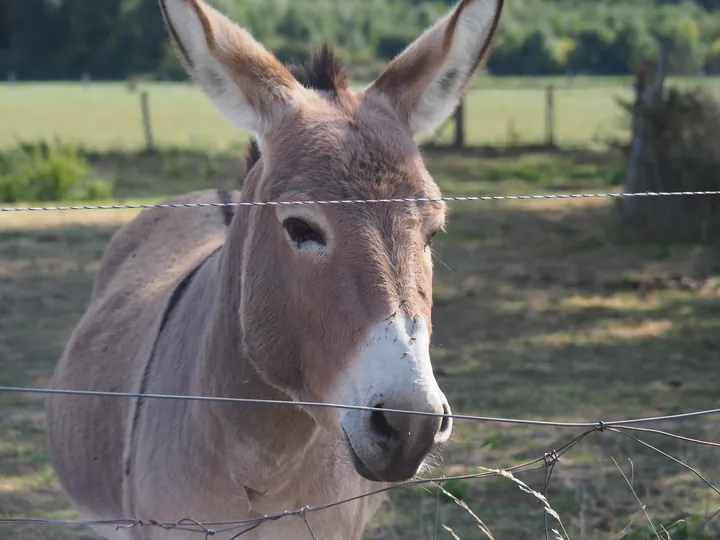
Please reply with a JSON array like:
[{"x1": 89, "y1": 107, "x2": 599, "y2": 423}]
[{"x1": 1, "y1": 0, "x2": 718, "y2": 80}]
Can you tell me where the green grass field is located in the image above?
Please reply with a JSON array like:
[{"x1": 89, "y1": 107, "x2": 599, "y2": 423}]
[
  {"x1": 1, "y1": 78, "x2": 720, "y2": 539},
  {"x1": 2, "y1": 76, "x2": 720, "y2": 152}
]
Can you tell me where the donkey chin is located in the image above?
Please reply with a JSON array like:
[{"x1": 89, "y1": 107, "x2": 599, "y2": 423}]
[{"x1": 333, "y1": 315, "x2": 453, "y2": 483}]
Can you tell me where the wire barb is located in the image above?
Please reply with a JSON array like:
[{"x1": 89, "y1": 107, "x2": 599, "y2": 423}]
[
  {"x1": 300, "y1": 507, "x2": 318, "y2": 540},
  {"x1": 543, "y1": 450, "x2": 559, "y2": 540}
]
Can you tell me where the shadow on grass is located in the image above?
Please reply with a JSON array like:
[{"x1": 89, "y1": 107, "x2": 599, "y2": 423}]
[
  {"x1": 0, "y1": 196, "x2": 718, "y2": 539},
  {"x1": 411, "y1": 200, "x2": 720, "y2": 538},
  {"x1": 0, "y1": 224, "x2": 119, "y2": 389}
]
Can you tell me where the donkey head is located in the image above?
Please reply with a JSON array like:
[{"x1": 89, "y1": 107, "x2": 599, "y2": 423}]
[{"x1": 160, "y1": 0, "x2": 503, "y2": 483}]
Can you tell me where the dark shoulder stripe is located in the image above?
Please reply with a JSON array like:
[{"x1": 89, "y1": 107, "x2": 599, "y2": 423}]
[
  {"x1": 124, "y1": 247, "x2": 220, "y2": 477},
  {"x1": 217, "y1": 189, "x2": 234, "y2": 226}
]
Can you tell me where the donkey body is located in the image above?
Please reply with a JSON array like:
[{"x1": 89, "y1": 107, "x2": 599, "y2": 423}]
[{"x1": 45, "y1": 1, "x2": 503, "y2": 538}]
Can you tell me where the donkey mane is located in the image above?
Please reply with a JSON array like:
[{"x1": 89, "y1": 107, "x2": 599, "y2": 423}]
[
  {"x1": 288, "y1": 44, "x2": 349, "y2": 95},
  {"x1": 243, "y1": 44, "x2": 347, "y2": 174}
]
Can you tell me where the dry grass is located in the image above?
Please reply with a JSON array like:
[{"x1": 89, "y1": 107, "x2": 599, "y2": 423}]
[{"x1": 1, "y1": 150, "x2": 720, "y2": 539}]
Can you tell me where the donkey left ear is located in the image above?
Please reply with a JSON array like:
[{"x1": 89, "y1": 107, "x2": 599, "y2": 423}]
[
  {"x1": 365, "y1": 0, "x2": 504, "y2": 136},
  {"x1": 158, "y1": 0, "x2": 304, "y2": 137}
]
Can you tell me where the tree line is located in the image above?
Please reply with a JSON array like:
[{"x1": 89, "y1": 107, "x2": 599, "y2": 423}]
[{"x1": 1, "y1": 0, "x2": 720, "y2": 81}]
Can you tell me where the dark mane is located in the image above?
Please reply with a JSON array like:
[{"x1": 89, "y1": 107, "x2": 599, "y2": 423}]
[
  {"x1": 243, "y1": 137, "x2": 262, "y2": 176},
  {"x1": 287, "y1": 44, "x2": 349, "y2": 95},
  {"x1": 242, "y1": 44, "x2": 348, "y2": 177}
]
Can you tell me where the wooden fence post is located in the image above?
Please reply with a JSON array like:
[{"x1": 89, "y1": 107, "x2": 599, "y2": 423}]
[
  {"x1": 623, "y1": 43, "x2": 669, "y2": 223},
  {"x1": 140, "y1": 91, "x2": 155, "y2": 152},
  {"x1": 453, "y1": 96, "x2": 466, "y2": 149},
  {"x1": 545, "y1": 85, "x2": 555, "y2": 148}
]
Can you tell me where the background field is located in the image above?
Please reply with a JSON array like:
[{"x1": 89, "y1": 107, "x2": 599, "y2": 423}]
[
  {"x1": 3, "y1": 76, "x2": 720, "y2": 152},
  {"x1": 1, "y1": 77, "x2": 720, "y2": 539}
]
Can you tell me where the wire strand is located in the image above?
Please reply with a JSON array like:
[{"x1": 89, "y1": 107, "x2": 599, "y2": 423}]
[
  {"x1": 0, "y1": 427, "x2": 595, "y2": 533},
  {"x1": 607, "y1": 428, "x2": 720, "y2": 497},
  {"x1": 2, "y1": 190, "x2": 720, "y2": 213},
  {"x1": 2, "y1": 417, "x2": 716, "y2": 535},
  {"x1": 3, "y1": 385, "x2": 720, "y2": 428}
]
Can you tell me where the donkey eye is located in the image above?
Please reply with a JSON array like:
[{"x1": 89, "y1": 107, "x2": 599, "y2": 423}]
[{"x1": 283, "y1": 218, "x2": 325, "y2": 247}]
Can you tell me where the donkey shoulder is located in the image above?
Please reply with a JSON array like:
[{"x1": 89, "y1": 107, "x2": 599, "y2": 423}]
[{"x1": 91, "y1": 189, "x2": 241, "y2": 300}]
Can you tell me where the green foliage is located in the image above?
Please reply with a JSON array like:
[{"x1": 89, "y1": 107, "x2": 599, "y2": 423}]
[
  {"x1": 621, "y1": 84, "x2": 720, "y2": 239},
  {"x1": 440, "y1": 479, "x2": 471, "y2": 502},
  {"x1": 2, "y1": 0, "x2": 720, "y2": 80},
  {"x1": 484, "y1": 159, "x2": 625, "y2": 188},
  {"x1": 623, "y1": 512, "x2": 720, "y2": 539},
  {"x1": 0, "y1": 139, "x2": 113, "y2": 203}
]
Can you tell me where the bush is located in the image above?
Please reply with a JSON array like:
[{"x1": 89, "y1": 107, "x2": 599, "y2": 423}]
[
  {"x1": 0, "y1": 139, "x2": 113, "y2": 203},
  {"x1": 621, "y1": 85, "x2": 720, "y2": 240}
]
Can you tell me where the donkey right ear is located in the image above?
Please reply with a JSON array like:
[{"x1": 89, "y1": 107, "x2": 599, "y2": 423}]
[
  {"x1": 365, "y1": 0, "x2": 503, "y2": 136},
  {"x1": 159, "y1": 0, "x2": 303, "y2": 136}
]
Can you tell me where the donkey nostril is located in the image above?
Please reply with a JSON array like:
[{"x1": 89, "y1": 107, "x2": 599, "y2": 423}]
[
  {"x1": 439, "y1": 403, "x2": 451, "y2": 434},
  {"x1": 370, "y1": 403, "x2": 397, "y2": 440}
]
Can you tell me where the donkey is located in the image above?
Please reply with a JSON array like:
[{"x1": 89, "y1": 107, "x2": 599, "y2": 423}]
[{"x1": 45, "y1": 0, "x2": 503, "y2": 538}]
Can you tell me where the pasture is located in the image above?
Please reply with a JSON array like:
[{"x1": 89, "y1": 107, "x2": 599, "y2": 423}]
[
  {"x1": 0, "y1": 80, "x2": 639, "y2": 150},
  {"x1": 3, "y1": 77, "x2": 720, "y2": 152},
  {"x1": 1, "y1": 78, "x2": 720, "y2": 539}
]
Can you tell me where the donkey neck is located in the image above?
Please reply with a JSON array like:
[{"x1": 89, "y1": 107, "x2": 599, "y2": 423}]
[{"x1": 192, "y1": 170, "x2": 319, "y2": 479}]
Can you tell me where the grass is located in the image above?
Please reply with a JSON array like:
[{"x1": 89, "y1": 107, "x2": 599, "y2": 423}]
[
  {"x1": 3, "y1": 76, "x2": 720, "y2": 152},
  {"x1": 1, "y1": 146, "x2": 719, "y2": 539}
]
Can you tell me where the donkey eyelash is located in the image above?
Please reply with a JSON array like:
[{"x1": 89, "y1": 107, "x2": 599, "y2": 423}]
[{"x1": 282, "y1": 217, "x2": 326, "y2": 247}]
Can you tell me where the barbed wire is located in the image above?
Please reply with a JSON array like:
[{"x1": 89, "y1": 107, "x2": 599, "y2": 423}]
[
  {"x1": 0, "y1": 428, "x2": 590, "y2": 536},
  {"x1": 1, "y1": 190, "x2": 720, "y2": 213},
  {"x1": 1, "y1": 420, "x2": 718, "y2": 538},
  {"x1": 2, "y1": 188, "x2": 720, "y2": 536}
]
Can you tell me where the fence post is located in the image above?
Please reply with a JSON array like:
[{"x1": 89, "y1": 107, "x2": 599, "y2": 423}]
[
  {"x1": 140, "y1": 91, "x2": 155, "y2": 152},
  {"x1": 545, "y1": 85, "x2": 555, "y2": 148},
  {"x1": 453, "y1": 96, "x2": 466, "y2": 149},
  {"x1": 623, "y1": 43, "x2": 669, "y2": 224}
]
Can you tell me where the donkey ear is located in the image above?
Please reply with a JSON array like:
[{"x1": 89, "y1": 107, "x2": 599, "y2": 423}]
[
  {"x1": 159, "y1": 0, "x2": 303, "y2": 136},
  {"x1": 366, "y1": 0, "x2": 503, "y2": 136}
]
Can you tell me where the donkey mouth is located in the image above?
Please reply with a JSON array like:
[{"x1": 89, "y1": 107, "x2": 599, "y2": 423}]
[
  {"x1": 343, "y1": 430, "x2": 427, "y2": 483},
  {"x1": 343, "y1": 431, "x2": 383, "y2": 482}
]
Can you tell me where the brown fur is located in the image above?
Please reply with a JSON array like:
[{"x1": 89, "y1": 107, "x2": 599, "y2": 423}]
[
  {"x1": 46, "y1": 0, "x2": 503, "y2": 538},
  {"x1": 244, "y1": 45, "x2": 349, "y2": 174},
  {"x1": 370, "y1": 0, "x2": 504, "y2": 130}
]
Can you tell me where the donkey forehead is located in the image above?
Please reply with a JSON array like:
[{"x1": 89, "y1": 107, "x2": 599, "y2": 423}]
[{"x1": 268, "y1": 91, "x2": 442, "y2": 203}]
